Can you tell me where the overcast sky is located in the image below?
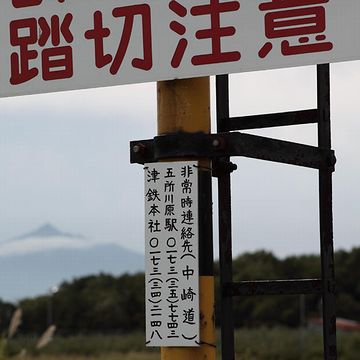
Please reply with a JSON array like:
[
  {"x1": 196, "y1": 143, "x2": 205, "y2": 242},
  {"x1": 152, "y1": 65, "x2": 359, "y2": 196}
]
[{"x1": 0, "y1": 61, "x2": 359, "y2": 258}]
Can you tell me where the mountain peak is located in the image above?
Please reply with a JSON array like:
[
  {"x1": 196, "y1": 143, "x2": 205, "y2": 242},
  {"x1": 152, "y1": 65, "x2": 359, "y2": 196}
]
[
  {"x1": 33, "y1": 223, "x2": 63, "y2": 237},
  {"x1": 14, "y1": 223, "x2": 84, "y2": 240}
]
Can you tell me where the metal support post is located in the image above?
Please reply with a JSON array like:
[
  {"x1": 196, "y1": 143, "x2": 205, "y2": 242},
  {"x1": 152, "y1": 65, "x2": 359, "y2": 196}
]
[
  {"x1": 317, "y1": 64, "x2": 337, "y2": 359},
  {"x1": 216, "y1": 74, "x2": 235, "y2": 360},
  {"x1": 158, "y1": 78, "x2": 216, "y2": 360}
]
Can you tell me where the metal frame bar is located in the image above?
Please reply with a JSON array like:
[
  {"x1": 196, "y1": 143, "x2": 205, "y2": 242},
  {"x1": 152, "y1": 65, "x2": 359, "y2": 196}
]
[
  {"x1": 216, "y1": 74, "x2": 235, "y2": 360},
  {"x1": 317, "y1": 64, "x2": 337, "y2": 359},
  {"x1": 130, "y1": 132, "x2": 335, "y2": 171},
  {"x1": 222, "y1": 109, "x2": 318, "y2": 131},
  {"x1": 224, "y1": 279, "x2": 322, "y2": 297},
  {"x1": 215, "y1": 65, "x2": 337, "y2": 360}
]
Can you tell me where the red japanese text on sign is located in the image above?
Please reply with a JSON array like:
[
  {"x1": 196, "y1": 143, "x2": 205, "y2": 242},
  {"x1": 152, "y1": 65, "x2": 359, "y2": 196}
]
[
  {"x1": 169, "y1": 0, "x2": 241, "y2": 68},
  {"x1": 2, "y1": 1, "x2": 359, "y2": 97},
  {"x1": 258, "y1": 0, "x2": 333, "y2": 58},
  {"x1": 10, "y1": 0, "x2": 74, "y2": 85},
  {"x1": 12, "y1": 0, "x2": 42, "y2": 8},
  {"x1": 85, "y1": 5, "x2": 153, "y2": 75}
]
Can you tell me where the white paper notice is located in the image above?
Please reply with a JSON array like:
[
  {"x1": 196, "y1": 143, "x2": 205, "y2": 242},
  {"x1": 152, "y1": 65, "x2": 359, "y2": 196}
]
[{"x1": 144, "y1": 161, "x2": 199, "y2": 347}]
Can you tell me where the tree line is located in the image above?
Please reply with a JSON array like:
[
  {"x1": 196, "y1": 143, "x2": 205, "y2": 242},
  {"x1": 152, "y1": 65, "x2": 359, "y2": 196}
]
[{"x1": 1, "y1": 248, "x2": 360, "y2": 335}]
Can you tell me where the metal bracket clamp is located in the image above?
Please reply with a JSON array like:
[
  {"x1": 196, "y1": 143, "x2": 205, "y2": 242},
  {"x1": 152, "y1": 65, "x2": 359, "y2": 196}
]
[
  {"x1": 212, "y1": 158, "x2": 238, "y2": 177},
  {"x1": 130, "y1": 131, "x2": 336, "y2": 171}
]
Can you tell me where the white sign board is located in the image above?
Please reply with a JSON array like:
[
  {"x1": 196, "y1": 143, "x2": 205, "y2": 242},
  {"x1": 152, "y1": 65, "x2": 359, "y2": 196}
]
[
  {"x1": 1, "y1": 0, "x2": 360, "y2": 97},
  {"x1": 144, "y1": 161, "x2": 199, "y2": 347}
]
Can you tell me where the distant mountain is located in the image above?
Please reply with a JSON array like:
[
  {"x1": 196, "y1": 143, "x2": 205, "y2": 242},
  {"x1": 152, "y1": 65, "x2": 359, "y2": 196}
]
[
  {"x1": 13, "y1": 223, "x2": 84, "y2": 240},
  {"x1": 0, "y1": 224, "x2": 144, "y2": 302},
  {"x1": 0, "y1": 224, "x2": 92, "y2": 257}
]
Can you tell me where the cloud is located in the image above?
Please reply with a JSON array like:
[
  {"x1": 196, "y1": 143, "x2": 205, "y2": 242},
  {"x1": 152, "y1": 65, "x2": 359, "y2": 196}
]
[{"x1": 0, "y1": 236, "x2": 94, "y2": 257}]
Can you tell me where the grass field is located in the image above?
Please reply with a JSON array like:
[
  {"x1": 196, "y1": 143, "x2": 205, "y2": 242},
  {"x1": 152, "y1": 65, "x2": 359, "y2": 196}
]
[
  {"x1": 5, "y1": 328, "x2": 360, "y2": 360},
  {"x1": 23, "y1": 355, "x2": 159, "y2": 360}
]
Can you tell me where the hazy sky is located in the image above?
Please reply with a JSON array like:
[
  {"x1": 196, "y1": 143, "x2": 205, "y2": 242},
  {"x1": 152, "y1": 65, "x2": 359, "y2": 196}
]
[{"x1": 0, "y1": 61, "x2": 359, "y2": 258}]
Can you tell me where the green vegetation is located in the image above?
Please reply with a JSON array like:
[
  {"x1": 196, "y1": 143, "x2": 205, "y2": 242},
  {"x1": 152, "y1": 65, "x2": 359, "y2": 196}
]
[
  {"x1": 4, "y1": 329, "x2": 360, "y2": 360},
  {"x1": 1, "y1": 248, "x2": 360, "y2": 358},
  {"x1": 1, "y1": 249, "x2": 360, "y2": 335},
  {"x1": 0, "y1": 338, "x2": 6, "y2": 360},
  {"x1": 4, "y1": 332, "x2": 156, "y2": 357},
  {"x1": 233, "y1": 327, "x2": 360, "y2": 360},
  {"x1": 15, "y1": 273, "x2": 145, "y2": 335},
  {"x1": 14, "y1": 354, "x2": 159, "y2": 360}
]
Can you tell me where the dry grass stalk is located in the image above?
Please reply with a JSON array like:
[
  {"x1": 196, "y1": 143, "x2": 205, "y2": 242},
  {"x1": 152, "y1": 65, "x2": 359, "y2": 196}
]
[
  {"x1": 18, "y1": 348, "x2": 27, "y2": 358},
  {"x1": 8, "y1": 308, "x2": 22, "y2": 339},
  {"x1": 36, "y1": 325, "x2": 56, "y2": 350}
]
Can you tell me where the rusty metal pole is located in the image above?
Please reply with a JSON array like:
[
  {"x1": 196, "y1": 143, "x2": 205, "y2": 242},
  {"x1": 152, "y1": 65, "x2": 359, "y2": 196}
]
[
  {"x1": 317, "y1": 64, "x2": 337, "y2": 359},
  {"x1": 158, "y1": 77, "x2": 216, "y2": 360}
]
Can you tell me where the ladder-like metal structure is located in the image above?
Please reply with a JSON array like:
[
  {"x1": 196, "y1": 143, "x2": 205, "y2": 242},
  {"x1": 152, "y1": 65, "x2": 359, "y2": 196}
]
[
  {"x1": 130, "y1": 65, "x2": 337, "y2": 360},
  {"x1": 215, "y1": 64, "x2": 337, "y2": 359}
]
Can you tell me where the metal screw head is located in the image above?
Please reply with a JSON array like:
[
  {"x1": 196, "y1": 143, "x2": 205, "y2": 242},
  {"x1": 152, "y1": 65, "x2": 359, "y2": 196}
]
[{"x1": 212, "y1": 139, "x2": 221, "y2": 147}]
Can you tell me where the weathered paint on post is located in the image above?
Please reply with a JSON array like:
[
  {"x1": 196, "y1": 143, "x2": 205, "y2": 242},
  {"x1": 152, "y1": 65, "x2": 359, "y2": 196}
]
[
  {"x1": 157, "y1": 77, "x2": 216, "y2": 360},
  {"x1": 161, "y1": 277, "x2": 215, "y2": 360}
]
